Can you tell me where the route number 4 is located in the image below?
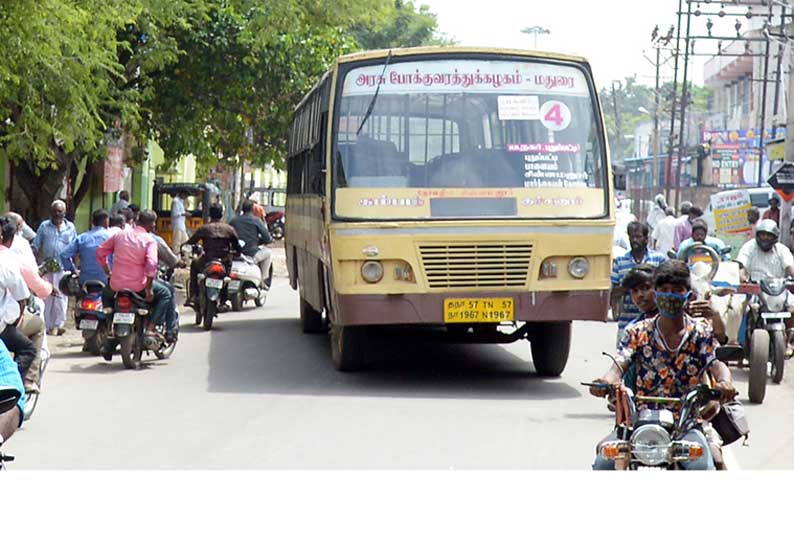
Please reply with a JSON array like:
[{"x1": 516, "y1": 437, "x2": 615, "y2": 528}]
[{"x1": 540, "y1": 100, "x2": 571, "y2": 132}]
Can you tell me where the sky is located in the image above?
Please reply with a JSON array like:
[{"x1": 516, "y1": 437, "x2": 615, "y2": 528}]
[{"x1": 421, "y1": 0, "x2": 747, "y2": 90}]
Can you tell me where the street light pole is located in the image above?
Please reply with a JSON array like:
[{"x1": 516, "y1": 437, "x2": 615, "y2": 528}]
[{"x1": 521, "y1": 26, "x2": 551, "y2": 49}]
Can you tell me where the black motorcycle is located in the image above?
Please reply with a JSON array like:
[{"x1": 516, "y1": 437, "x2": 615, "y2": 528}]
[
  {"x1": 108, "y1": 289, "x2": 177, "y2": 370},
  {"x1": 75, "y1": 280, "x2": 109, "y2": 355},
  {"x1": 585, "y1": 376, "x2": 726, "y2": 470},
  {"x1": 195, "y1": 259, "x2": 230, "y2": 331}
]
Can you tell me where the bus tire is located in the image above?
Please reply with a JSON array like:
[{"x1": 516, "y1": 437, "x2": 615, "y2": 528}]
[
  {"x1": 330, "y1": 324, "x2": 366, "y2": 372},
  {"x1": 529, "y1": 321, "x2": 571, "y2": 377},
  {"x1": 300, "y1": 296, "x2": 324, "y2": 334}
]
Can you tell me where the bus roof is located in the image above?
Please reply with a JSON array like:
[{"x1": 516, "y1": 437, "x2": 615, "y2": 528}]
[{"x1": 335, "y1": 46, "x2": 591, "y2": 66}]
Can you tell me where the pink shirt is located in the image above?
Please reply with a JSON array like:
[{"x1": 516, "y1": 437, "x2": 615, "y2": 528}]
[
  {"x1": 672, "y1": 216, "x2": 692, "y2": 250},
  {"x1": 96, "y1": 226, "x2": 158, "y2": 292},
  {"x1": 0, "y1": 245, "x2": 52, "y2": 298}
]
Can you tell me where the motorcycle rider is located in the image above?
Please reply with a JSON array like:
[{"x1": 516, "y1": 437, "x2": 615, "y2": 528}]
[
  {"x1": 183, "y1": 203, "x2": 240, "y2": 307},
  {"x1": 1, "y1": 217, "x2": 51, "y2": 394},
  {"x1": 95, "y1": 209, "x2": 172, "y2": 340},
  {"x1": 736, "y1": 218, "x2": 794, "y2": 343},
  {"x1": 591, "y1": 259, "x2": 737, "y2": 470},
  {"x1": 229, "y1": 199, "x2": 273, "y2": 289},
  {"x1": 676, "y1": 218, "x2": 730, "y2": 261},
  {"x1": 60, "y1": 209, "x2": 112, "y2": 286},
  {"x1": 0, "y1": 339, "x2": 25, "y2": 441},
  {"x1": 150, "y1": 231, "x2": 183, "y2": 342}
]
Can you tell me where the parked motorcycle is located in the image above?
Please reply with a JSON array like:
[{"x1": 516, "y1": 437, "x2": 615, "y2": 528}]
[
  {"x1": 74, "y1": 280, "x2": 109, "y2": 355},
  {"x1": 108, "y1": 289, "x2": 177, "y2": 369},
  {"x1": 0, "y1": 386, "x2": 22, "y2": 470},
  {"x1": 586, "y1": 379, "x2": 724, "y2": 470},
  {"x1": 266, "y1": 211, "x2": 284, "y2": 241}
]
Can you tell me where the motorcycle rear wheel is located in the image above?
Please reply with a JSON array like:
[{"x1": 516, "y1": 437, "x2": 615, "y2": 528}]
[
  {"x1": 230, "y1": 293, "x2": 242, "y2": 312},
  {"x1": 119, "y1": 334, "x2": 140, "y2": 370},
  {"x1": 771, "y1": 330, "x2": 785, "y2": 384},
  {"x1": 203, "y1": 299, "x2": 216, "y2": 331},
  {"x1": 748, "y1": 328, "x2": 768, "y2": 404}
]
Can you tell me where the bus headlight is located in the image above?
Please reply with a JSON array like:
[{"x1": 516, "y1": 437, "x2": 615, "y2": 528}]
[
  {"x1": 568, "y1": 257, "x2": 590, "y2": 279},
  {"x1": 361, "y1": 261, "x2": 384, "y2": 283}
]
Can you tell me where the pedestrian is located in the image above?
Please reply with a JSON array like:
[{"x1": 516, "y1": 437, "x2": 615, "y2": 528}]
[
  {"x1": 128, "y1": 203, "x2": 140, "y2": 224},
  {"x1": 170, "y1": 190, "x2": 189, "y2": 253},
  {"x1": 110, "y1": 190, "x2": 130, "y2": 216},
  {"x1": 108, "y1": 214, "x2": 125, "y2": 235},
  {"x1": 646, "y1": 193, "x2": 668, "y2": 231},
  {"x1": 610, "y1": 221, "x2": 667, "y2": 345},
  {"x1": 651, "y1": 208, "x2": 677, "y2": 255},
  {"x1": 672, "y1": 204, "x2": 703, "y2": 250},
  {"x1": 762, "y1": 195, "x2": 781, "y2": 227},
  {"x1": 31, "y1": 200, "x2": 76, "y2": 335}
]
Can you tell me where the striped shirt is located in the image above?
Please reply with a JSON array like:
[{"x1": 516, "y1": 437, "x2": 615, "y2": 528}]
[{"x1": 611, "y1": 248, "x2": 667, "y2": 344}]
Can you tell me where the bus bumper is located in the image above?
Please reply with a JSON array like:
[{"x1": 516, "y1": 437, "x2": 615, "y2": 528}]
[{"x1": 333, "y1": 290, "x2": 609, "y2": 326}]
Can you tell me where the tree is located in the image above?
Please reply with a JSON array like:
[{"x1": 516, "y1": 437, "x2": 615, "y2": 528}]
[{"x1": 351, "y1": 1, "x2": 452, "y2": 50}]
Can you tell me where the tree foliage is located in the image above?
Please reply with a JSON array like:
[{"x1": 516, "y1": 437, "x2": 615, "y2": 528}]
[{"x1": 351, "y1": 0, "x2": 452, "y2": 50}]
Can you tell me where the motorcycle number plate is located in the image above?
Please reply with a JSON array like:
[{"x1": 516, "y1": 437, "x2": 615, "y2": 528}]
[
  {"x1": 205, "y1": 278, "x2": 224, "y2": 289},
  {"x1": 762, "y1": 312, "x2": 791, "y2": 319},
  {"x1": 79, "y1": 319, "x2": 99, "y2": 330},
  {"x1": 228, "y1": 280, "x2": 241, "y2": 291},
  {"x1": 444, "y1": 298, "x2": 514, "y2": 323},
  {"x1": 113, "y1": 312, "x2": 135, "y2": 324}
]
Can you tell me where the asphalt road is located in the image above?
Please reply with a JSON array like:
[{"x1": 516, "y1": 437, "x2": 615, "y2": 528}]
[{"x1": 8, "y1": 279, "x2": 794, "y2": 469}]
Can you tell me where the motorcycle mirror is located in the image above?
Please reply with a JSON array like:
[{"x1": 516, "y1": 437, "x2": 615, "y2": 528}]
[
  {"x1": 721, "y1": 246, "x2": 732, "y2": 255},
  {"x1": 715, "y1": 345, "x2": 744, "y2": 362},
  {"x1": 0, "y1": 386, "x2": 22, "y2": 416},
  {"x1": 238, "y1": 239, "x2": 246, "y2": 247}
]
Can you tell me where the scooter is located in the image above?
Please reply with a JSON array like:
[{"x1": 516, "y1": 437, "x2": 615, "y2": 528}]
[
  {"x1": 0, "y1": 386, "x2": 22, "y2": 470},
  {"x1": 266, "y1": 212, "x2": 284, "y2": 240},
  {"x1": 74, "y1": 280, "x2": 108, "y2": 356},
  {"x1": 228, "y1": 252, "x2": 269, "y2": 311}
]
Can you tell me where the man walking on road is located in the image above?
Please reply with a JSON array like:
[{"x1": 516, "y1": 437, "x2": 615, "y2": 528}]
[
  {"x1": 31, "y1": 200, "x2": 76, "y2": 335},
  {"x1": 651, "y1": 208, "x2": 676, "y2": 255},
  {"x1": 170, "y1": 190, "x2": 189, "y2": 253}
]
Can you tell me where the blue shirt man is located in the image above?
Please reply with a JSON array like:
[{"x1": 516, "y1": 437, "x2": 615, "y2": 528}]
[
  {"x1": 61, "y1": 210, "x2": 113, "y2": 285},
  {"x1": 31, "y1": 207, "x2": 77, "y2": 266},
  {"x1": 611, "y1": 221, "x2": 666, "y2": 345},
  {"x1": 676, "y1": 218, "x2": 729, "y2": 261},
  {"x1": 0, "y1": 339, "x2": 26, "y2": 428}
]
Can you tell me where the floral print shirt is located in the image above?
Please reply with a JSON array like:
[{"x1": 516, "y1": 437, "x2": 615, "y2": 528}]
[{"x1": 617, "y1": 314, "x2": 717, "y2": 409}]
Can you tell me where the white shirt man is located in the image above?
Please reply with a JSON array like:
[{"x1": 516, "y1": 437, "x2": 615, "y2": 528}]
[
  {"x1": 736, "y1": 239, "x2": 794, "y2": 282},
  {"x1": 0, "y1": 253, "x2": 30, "y2": 335},
  {"x1": 652, "y1": 212, "x2": 677, "y2": 255},
  {"x1": 170, "y1": 193, "x2": 189, "y2": 251}
]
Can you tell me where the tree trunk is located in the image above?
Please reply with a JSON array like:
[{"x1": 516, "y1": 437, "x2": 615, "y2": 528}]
[{"x1": 9, "y1": 152, "x2": 75, "y2": 228}]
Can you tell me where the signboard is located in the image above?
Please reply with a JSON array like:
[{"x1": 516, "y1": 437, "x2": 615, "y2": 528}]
[
  {"x1": 103, "y1": 145, "x2": 124, "y2": 193},
  {"x1": 766, "y1": 161, "x2": 794, "y2": 203},
  {"x1": 710, "y1": 189, "x2": 752, "y2": 235},
  {"x1": 702, "y1": 128, "x2": 787, "y2": 186}
]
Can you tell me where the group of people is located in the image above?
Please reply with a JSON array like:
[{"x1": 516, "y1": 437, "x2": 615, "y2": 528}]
[
  {"x1": 0, "y1": 193, "x2": 274, "y2": 446},
  {"x1": 602, "y1": 190, "x2": 794, "y2": 469}
]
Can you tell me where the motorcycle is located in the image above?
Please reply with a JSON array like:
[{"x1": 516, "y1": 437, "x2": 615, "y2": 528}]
[
  {"x1": 184, "y1": 244, "x2": 231, "y2": 331},
  {"x1": 0, "y1": 386, "x2": 22, "y2": 470},
  {"x1": 265, "y1": 211, "x2": 284, "y2": 241},
  {"x1": 739, "y1": 277, "x2": 793, "y2": 404},
  {"x1": 107, "y1": 289, "x2": 177, "y2": 370},
  {"x1": 228, "y1": 255, "x2": 269, "y2": 311},
  {"x1": 586, "y1": 378, "x2": 725, "y2": 470},
  {"x1": 74, "y1": 280, "x2": 109, "y2": 356}
]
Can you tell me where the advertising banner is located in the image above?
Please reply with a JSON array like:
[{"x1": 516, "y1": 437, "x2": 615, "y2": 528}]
[{"x1": 710, "y1": 188, "x2": 751, "y2": 235}]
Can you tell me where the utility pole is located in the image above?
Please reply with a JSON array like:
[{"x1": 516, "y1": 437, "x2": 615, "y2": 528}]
[
  {"x1": 786, "y1": 15, "x2": 794, "y2": 163},
  {"x1": 674, "y1": 1, "x2": 693, "y2": 212},
  {"x1": 653, "y1": 46, "x2": 662, "y2": 198},
  {"x1": 665, "y1": 0, "x2": 684, "y2": 206}
]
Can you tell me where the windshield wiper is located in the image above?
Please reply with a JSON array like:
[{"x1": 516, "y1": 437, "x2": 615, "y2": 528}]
[{"x1": 356, "y1": 50, "x2": 392, "y2": 136}]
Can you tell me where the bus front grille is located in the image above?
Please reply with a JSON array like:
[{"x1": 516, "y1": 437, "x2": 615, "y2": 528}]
[{"x1": 418, "y1": 244, "x2": 533, "y2": 289}]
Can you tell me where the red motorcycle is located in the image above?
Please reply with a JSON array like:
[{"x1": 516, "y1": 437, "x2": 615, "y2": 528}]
[{"x1": 265, "y1": 210, "x2": 284, "y2": 241}]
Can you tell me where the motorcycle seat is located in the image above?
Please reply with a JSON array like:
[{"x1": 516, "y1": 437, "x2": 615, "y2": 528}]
[
  {"x1": 82, "y1": 279, "x2": 106, "y2": 294},
  {"x1": 116, "y1": 289, "x2": 149, "y2": 306}
]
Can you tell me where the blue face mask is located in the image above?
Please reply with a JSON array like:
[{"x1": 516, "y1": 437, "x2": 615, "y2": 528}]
[{"x1": 655, "y1": 291, "x2": 690, "y2": 318}]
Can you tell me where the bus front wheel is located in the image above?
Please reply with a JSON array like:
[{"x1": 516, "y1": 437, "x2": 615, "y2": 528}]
[
  {"x1": 528, "y1": 322, "x2": 572, "y2": 377},
  {"x1": 330, "y1": 324, "x2": 367, "y2": 372}
]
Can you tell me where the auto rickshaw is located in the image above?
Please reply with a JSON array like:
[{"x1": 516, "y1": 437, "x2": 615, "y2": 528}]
[{"x1": 152, "y1": 181, "x2": 224, "y2": 247}]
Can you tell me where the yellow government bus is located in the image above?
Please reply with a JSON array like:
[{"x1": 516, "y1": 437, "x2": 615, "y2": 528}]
[{"x1": 286, "y1": 47, "x2": 614, "y2": 374}]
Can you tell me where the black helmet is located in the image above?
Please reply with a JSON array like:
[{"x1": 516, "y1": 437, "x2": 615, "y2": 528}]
[{"x1": 58, "y1": 272, "x2": 81, "y2": 297}]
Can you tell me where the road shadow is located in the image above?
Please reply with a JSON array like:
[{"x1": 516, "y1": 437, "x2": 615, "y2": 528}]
[{"x1": 206, "y1": 316, "x2": 580, "y2": 401}]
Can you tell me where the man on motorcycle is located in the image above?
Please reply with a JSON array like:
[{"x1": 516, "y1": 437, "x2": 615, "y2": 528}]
[
  {"x1": 60, "y1": 209, "x2": 112, "y2": 286},
  {"x1": 0, "y1": 339, "x2": 25, "y2": 440},
  {"x1": 1, "y1": 217, "x2": 51, "y2": 394},
  {"x1": 96, "y1": 209, "x2": 172, "y2": 340},
  {"x1": 676, "y1": 218, "x2": 729, "y2": 261},
  {"x1": 230, "y1": 200, "x2": 273, "y2": 289},
  {"x1": 150, "y1": 231, "x2": 183, "y2": 342},
  {"x1": 591, "y1": 259, "x2": 737, "y2": 470},
  {"x1": 183, "y1": 204, "x2": 240, "y2": 307},
  {"x1": 736, "y1": 219, "x2": 794, "y2": 331}
]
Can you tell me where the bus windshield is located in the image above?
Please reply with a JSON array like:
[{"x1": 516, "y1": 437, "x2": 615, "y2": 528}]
[{"x1": 333, "y1": 57, "x2": 608, "y2": 220}]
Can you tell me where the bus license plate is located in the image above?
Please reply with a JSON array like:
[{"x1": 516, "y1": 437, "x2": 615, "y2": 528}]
[
  {"x1": 113, "y1": 312, "x2": 135, "y2": 324},
  {"x1": 205, "y1": 278, "x2": 224, "y2": 289},
  {"x1": 444, "y1": 298, "x2": 514, "y2": 323},
  {"x1": 79, "y1": 319, "x2": 99, "y2": 330}
]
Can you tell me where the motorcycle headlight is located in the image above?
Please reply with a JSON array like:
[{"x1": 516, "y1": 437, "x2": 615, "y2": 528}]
[
  {"x1": 630, "y1": 424, "x2": 672, "y2": 466},
  {"x1": 567, "y1": 257, "x2": 589, "y2": 279},
  {"x1": 760, "y1": 279, "x2": 786, "y2": 296}
]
